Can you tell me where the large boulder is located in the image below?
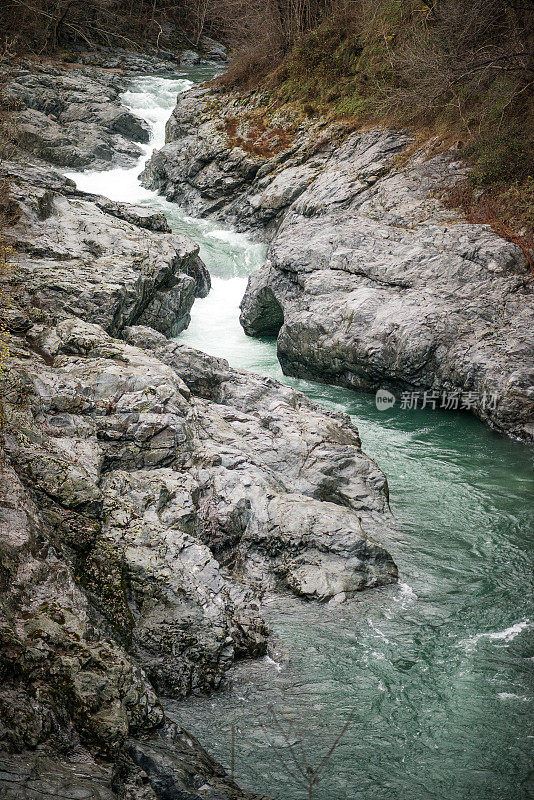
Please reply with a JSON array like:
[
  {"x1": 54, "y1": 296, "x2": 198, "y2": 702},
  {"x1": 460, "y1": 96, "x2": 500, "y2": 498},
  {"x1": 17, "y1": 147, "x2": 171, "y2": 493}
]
[
  {"x1": 142, "y1": 86, "x2": 534, "y2": 439},
  {"x1": 5, "y1": 62, "x2": 151, "y2": 169},
  {"x1": 122, "y1": 324, "x2": 398, "y2": 601},
  {"x1": 0, "y1": 162, "x2": 210, "y2": 337},
  {"x1": 239, "y1": 133, "x2": 534, "y2": 439}
]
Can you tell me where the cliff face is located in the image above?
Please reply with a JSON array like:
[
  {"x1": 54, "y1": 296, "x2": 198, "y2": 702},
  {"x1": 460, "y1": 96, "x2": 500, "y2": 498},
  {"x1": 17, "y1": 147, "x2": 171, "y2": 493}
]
[
  {"x1": 142, "y1": 87, "x2": 534, "y2": 440},
  {"x1": 0, "y1": 58, "x2": 397, "y2": 800}
]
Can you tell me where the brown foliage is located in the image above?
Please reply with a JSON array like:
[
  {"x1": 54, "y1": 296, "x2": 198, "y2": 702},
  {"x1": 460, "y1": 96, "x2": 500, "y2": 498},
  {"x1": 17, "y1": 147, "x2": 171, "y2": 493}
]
[
  {"x1": 215, "y1": 0, "x2": 533, "y2": 246},
  {"x1": 0, "y1": 0, "x2": 194, "y2": 55},
  {"x1": 442, "y1": 180, "x2": 534, "y2": 271},
  {"x1": 208, "y1": 0, "x2": 335, "y2": 49},
  {"x1": 225, "y1": 113, "x2": 295, "y2": 158}
]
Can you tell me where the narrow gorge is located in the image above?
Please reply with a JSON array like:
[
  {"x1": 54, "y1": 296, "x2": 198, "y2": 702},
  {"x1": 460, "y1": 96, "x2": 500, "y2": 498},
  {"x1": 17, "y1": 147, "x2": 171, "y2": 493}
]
[{"x1": 0, "y1": 30, "x2": 532, "y2": 800}]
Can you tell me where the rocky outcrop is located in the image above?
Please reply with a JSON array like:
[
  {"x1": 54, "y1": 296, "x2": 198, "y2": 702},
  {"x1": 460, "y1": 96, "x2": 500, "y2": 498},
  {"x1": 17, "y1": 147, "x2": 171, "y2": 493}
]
[
  {"x1": 1, "y1": 161, "x2": 210, "y2": 337},
  {"x1": 75, "y1": 40, "x2": 227, "y2": 71},
  {"x1": 76, "y1": 47, "x2": 190, "y2": 74},
  {"x1": 0, "y1": 742, "x2": 261, "y2": 800},
  {"x1": 140, "y1": 86, "x2": 317, "y2": 238},
  {"x1": 4, "y1": 60, "x2": 152, "y2": 170},
  {"x1": 123, "y1": 325, "x2": 397, "y2": 599},
  {"x1": 142, "y1": 87, "x2": 534, "y2": 440},
  {"x1": 0, "y1": 80, "x2": 397, "y2": 797},
  {"x1": 0, "y1": 311, "x2": 397, "y2": 798},
  {"x1": 3, "y1": 45, "x2": 227, "y2": 173},
  {"x1": 0, "y1": 451, "x2": 265, "y2": 799}
]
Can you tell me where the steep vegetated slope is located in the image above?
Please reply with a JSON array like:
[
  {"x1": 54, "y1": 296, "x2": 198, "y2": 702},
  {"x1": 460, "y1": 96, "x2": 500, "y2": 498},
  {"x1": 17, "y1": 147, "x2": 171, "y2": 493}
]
[{"x1": 216, "y1": 0, "x2": 534, "y2": 238}]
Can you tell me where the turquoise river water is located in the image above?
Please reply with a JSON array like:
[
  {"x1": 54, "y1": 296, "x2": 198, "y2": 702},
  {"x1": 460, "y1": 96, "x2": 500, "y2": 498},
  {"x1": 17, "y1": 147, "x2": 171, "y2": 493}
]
[{"x1": 66, "y1": 71, "x2": 534, "y2": 800}]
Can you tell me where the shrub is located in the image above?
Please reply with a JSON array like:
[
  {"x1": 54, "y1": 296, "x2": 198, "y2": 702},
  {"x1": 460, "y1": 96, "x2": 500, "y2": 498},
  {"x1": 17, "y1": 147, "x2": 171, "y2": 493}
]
[{"x1": 214, "y1": 1, "x2": 533, "y2": 243}]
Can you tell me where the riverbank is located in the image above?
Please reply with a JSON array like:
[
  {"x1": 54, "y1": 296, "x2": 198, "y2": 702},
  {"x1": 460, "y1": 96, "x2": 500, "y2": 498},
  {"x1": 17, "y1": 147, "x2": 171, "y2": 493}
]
[
  {"x1": 0, "y1": 53, "x2": 399, "y2": 800},
  {"x1": 141, "y1": 83, "x2": 534, "y2": 441}
]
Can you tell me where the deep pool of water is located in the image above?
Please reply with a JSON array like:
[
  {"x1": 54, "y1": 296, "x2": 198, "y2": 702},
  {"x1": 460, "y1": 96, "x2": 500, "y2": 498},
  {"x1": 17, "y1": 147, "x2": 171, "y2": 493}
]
[{"x1": 66, "y1": 71, "x2": 534, "y2": 800}]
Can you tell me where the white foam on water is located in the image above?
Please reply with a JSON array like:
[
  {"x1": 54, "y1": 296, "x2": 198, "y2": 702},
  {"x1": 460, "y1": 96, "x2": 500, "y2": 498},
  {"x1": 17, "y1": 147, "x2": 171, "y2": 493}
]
[
  {"x1": 66, "y1": 162, "x2": 157, "y2": 203},
  {"x1": 62, "y1": 72, "x2": 268, "y2": 379},
  {"x1": 180, "y1": 275, "x2": 247, "y2": 351},
  {"x1": 486, "y1": 620, "x2": 531, "y2": 641},
  {"x1": 460, "y1": 619, "x2": 531, "y2": 652},
  {"x1": 263, "y1": 655, "x2": 283, "y2": 672},
  {"x1": 393, "y1": 582, "x2": 418, "y2": 607},
  {"x1": 371, "y1": 650, "x2": 386, "y2": 661},
  {"x1": 367, "y1": 620, "x2": 392, "y2": 645},
  {"x1": 497, "y1": 692, "x2": 531, "y2": 702},
  {"x1": 205, "y1": 228, "x2": 258, "y2": 249},
  {"x1": 65, "y1": 77, "x2": 193, "y2": 203}
]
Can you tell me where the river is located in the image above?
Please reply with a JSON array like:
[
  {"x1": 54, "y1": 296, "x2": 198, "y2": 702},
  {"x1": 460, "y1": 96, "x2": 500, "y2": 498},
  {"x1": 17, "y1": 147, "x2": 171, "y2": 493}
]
[{"x1": 66, "y1": 71, "x2": 534, "y2": 800}]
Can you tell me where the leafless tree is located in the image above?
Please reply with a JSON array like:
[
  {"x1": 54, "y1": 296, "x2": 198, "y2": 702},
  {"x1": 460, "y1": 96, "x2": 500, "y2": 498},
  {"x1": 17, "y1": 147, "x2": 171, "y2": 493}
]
[{"x1": 258, "y1": 705, "x2": 356, "y2": 800}]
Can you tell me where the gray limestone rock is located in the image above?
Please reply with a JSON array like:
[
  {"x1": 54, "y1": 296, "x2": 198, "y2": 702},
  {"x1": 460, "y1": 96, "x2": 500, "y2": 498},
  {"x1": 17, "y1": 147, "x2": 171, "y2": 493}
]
[
  {"x1": 0, "y1": 161, "x2": 209, "y2": 338},
  {"x1": 240, "y1": 136, "x2": 534, "y2": 439},
  {"x1": 5, "y1": 62, "x2": 150, "y2": 170},
  {"x1": 2, "y1": 314, "x2": 396, "y2": 710},
  {"x1": 0, "y1": 754, "x2": 118, "y2": 800},
  {"x1": 122, "y1": 325, "x2": 398, "y2": 600},
  {"x1": 180, "y1": 50, "x2": 201, "y2": 67},
  {"x1": 200, "y1": 37, "x2": 228, "y2": 63},
  {"x1": 0, "y1": 337, "x2": 269, "y2": 799},
  {"x1": 142, "y1": 86, "x2": 533, "y2": 439}
]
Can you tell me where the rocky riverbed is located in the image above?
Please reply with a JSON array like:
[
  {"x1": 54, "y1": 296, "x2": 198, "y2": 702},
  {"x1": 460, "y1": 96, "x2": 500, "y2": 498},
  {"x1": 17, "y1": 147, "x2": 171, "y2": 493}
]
[
  {"x1": 0, "y1": 53, "x2": 398, "y2": 799},
  {"x1": 142, "y1": 86, "x2": 534, "y2": 440}
]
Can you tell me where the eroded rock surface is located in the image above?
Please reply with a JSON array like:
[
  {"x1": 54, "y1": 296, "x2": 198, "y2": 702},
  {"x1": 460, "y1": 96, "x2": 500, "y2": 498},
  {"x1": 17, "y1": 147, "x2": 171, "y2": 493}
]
[
  {"x1": 1, "y1": 75, "x2": 397, "y2": 796},
  {"x1": 141, "y1": 86, "x2": 322, "y2": 238},
  {"x1": 1, "y1": 313, "x2": 396, "y2": 797},
  {"x1": 0, "y1": 452, "x2": 263, "y2": 799},
  {"x1": 4, "y1": 60, "x2": 154, "y2": 170},
  {"x1": 142, "y1": 87, "x2": 534, "y2": 439},
  {"x1": 1, "y1": 161, "x2": 210, "y2": 337},
  {"x1": 3, "y1": 46, "x2": 226, "y2": 174},
  {"x1": 123, "y1": 325, "x2": 397, "y2": 600}
]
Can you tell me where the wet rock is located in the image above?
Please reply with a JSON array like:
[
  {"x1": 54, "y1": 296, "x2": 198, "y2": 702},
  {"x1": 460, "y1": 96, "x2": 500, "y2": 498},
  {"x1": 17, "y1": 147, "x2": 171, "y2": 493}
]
[
  {"x1": 0, "y1": 744, "x2": 263, "y2": 799},
  {"x1": 125, "y1": 723, "x2": 267, "y2": 800},
  {"x1": 200, "y1": 37, "x2": 228, "y2": 63},
  {"x1": 0, "y1": 753, "x2": 117, "y2": 800},
  {"x1": 180, "y1": 50, "x2": 201, "y2": 66},
  {"x1": 76, "y1": 47, "x2": 184, "y2": 75},
  {"x1": 123, "y1": 325, "x2": 398, "y2": 599}
]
